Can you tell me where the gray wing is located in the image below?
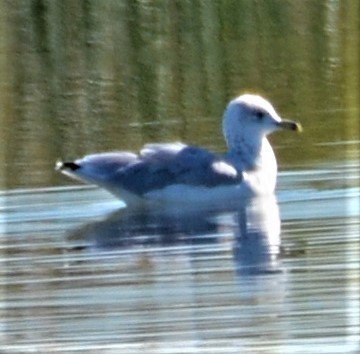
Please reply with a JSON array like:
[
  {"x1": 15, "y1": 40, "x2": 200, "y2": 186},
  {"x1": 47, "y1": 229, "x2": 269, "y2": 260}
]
[
  {"x1": 58, "y1": 143, "x2": 241, "y2": 196},
  {"x1": 112, "y1": 143, "x2": 241, "y2": 194}
]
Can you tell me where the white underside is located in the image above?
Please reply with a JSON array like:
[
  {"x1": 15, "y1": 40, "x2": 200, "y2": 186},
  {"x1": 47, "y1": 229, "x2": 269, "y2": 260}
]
[
  {"x1": 61, "y1": 168, "x2": 274, "y2": 207},
  {"x1": 60, "y1": 162, "x2": 277, "y2": 208},
  {"x1": 105, "y1": 182, "x2": 259, "y2": 208},
  {"x1": 145, "y1": 183, "x2": 253, "y2": 203}
]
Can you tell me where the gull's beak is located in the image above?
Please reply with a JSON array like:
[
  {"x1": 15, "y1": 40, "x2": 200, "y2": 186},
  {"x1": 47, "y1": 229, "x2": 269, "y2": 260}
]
[{"x1": 277, "y1": 119, "x2": 302, "y2": 132}]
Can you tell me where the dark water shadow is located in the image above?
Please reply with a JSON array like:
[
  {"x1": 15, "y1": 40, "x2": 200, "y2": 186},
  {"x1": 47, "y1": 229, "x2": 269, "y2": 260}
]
[{"x1": 66, "y1": 196, "x2": 282, "y2": 276}]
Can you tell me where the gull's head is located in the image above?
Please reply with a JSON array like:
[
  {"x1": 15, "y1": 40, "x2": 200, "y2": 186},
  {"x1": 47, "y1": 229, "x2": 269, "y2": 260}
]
[{"x1": 223, "y1": 94, "x2": 302, "y2": 151}]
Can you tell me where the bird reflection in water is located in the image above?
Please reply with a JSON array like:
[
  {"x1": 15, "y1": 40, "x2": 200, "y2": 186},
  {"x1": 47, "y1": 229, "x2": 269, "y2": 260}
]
[{"x1": 66, "y1": 196, "x2": 281, "y2": 276}]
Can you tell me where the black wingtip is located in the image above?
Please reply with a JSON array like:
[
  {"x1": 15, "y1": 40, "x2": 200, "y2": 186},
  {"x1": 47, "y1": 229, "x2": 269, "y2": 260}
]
[{"x1": 55, "y1": 161, "x2": 81, "y2": 171}]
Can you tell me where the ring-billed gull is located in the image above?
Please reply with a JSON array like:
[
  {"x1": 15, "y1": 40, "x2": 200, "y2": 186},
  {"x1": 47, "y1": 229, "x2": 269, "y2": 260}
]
[{"x1": 56, "y1": 94, "x2": 302, "y2": 205}]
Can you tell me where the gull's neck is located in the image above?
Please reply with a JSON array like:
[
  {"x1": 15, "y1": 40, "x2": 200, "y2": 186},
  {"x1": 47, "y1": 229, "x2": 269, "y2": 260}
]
[
  {"x1": 225, "y1": 133, "x2": 267, "y2": 170},
  {"x1": 221, "y1": 100, "x2": 278, "y2": 194},
  {"x1": 225, "y1": 137, "x2": 278, "y2": 194}
]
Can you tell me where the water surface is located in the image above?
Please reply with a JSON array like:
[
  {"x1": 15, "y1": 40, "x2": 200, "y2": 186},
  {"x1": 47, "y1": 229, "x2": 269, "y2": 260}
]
[{"x1": 2, "y1": 163, "x2": 359, "y2": 352}]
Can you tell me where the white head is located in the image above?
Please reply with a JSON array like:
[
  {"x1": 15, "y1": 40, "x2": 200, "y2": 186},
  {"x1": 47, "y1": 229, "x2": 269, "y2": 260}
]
[
  {"x1": 222, "y1": 94, "x2": 302, "y2": 193},
  {"x1": 223, "y1": 94, "x2": 301, "y2": 157}
]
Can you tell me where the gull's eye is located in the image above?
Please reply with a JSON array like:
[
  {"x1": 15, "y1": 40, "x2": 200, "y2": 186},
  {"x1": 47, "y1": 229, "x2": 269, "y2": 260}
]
[{"x1": 254, "y1": 110, "x2": 266, "y2": 120}]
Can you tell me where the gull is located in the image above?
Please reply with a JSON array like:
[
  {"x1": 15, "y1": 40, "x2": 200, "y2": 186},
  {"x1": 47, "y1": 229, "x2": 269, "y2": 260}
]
[{"x1": 56, "y1": 94, "x2": 302, "y2": 206}]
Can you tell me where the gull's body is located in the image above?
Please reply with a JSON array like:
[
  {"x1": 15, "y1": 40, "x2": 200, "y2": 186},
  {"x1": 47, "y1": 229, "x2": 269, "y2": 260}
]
[{"x1": 57, "y1": 94, "x2": 301, "y2": 206}]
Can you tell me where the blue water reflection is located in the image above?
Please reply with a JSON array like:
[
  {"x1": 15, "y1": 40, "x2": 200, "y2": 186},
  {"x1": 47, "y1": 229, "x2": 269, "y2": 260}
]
[
  {"x1": 66, "y1": 196, "x2": 282, "y2": 276},
  {"x1": 2, "y1": 166, "x2": 359, "y2": 351}
]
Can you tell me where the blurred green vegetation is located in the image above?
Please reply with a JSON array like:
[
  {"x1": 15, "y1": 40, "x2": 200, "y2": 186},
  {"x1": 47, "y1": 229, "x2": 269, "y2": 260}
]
[{"x1": 1, "y1": 0, "x2": 358, "y2": 188}]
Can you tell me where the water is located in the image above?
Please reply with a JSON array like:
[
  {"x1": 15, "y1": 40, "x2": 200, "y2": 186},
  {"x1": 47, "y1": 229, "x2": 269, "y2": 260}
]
[
  {"x1": 2, "y1": 164, "x2": 359, "y2": 353},
  {"x1": 1, "y1": 1, "x2": 359, "y2": 352}
]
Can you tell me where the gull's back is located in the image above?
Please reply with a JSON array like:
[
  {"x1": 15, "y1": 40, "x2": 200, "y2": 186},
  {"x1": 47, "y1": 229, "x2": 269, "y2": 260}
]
[{"x1": 58, "y1": 143, "x2": 242, "y2": 205}]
